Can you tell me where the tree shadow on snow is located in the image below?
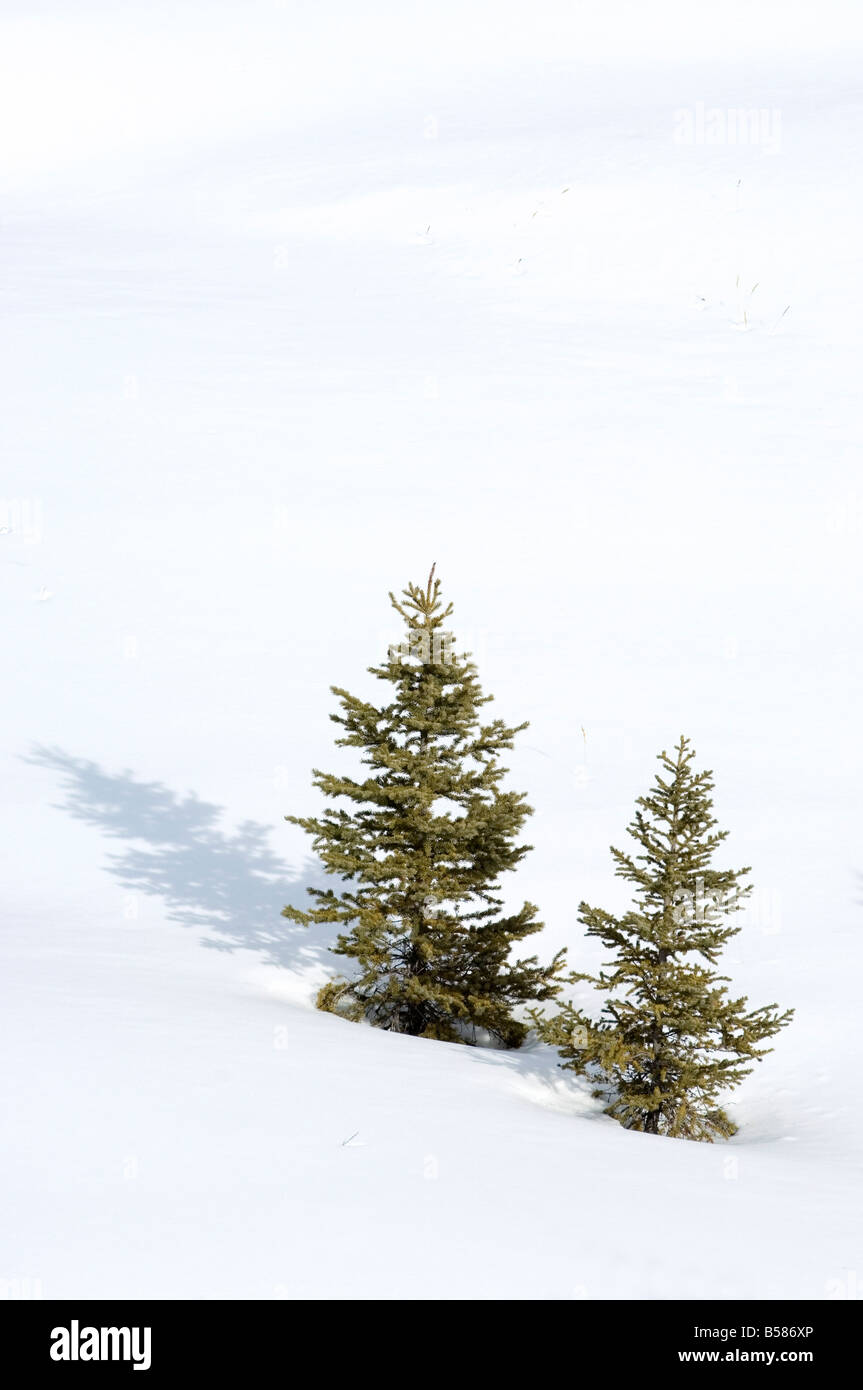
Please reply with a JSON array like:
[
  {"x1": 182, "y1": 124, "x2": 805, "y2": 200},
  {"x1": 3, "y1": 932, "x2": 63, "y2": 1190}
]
[
  {"x1": 463, "y1": 1036, "x2": 604, "y2": 1119},
  {"x1": 24, "y1": 744, "x2": 341, "y2": 974}
]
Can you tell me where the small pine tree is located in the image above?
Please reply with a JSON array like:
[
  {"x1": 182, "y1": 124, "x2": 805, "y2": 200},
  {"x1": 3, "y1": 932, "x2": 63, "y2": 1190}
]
[
  {"x1": 536, "y1": 736, "x2": 793, "y2": 1140},
  {"x1": 284, "y1": 566, "x2": 564, "y2": 1046}
]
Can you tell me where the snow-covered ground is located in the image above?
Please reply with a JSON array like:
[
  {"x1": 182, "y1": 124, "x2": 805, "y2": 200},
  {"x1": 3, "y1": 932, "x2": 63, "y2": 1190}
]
[{"x1": 2, "y1": 0, "x2": 862, "y2": 1298}]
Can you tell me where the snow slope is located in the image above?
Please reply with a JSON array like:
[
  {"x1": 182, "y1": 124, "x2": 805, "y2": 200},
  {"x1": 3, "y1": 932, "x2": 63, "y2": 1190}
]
[{"x1": 2, "y1": 0, "x2": 862, "y2": 1298}]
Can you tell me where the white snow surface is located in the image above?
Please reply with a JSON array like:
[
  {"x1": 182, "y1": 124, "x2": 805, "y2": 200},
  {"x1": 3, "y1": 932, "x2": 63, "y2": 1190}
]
[{"x1": 2, "y1": 0, "x2": 862, "y2": 1299}]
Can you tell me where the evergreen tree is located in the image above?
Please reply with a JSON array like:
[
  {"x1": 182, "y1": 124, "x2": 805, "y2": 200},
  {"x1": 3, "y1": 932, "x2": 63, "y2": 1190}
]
[
  {"x1": 284, "y1": 567, "x2": 564, "y2": 1046},
  {"x1": 536, "y1": 737, "x2": 793, "y2": 1140}
]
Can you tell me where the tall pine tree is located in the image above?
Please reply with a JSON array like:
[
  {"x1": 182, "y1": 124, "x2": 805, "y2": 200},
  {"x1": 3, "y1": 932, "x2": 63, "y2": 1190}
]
[
  {"x1": 536, "y1": 736, "x2": 793, "y2": 1140},
  {"x1": 284, "y1": 567, "x2": 564, "y2": 1046}
]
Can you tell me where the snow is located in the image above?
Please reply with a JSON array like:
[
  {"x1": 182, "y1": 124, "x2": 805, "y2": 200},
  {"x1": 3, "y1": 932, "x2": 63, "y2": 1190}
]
[{"x1": 2, "y1": 0, "x2": 862, "y2": 1299}]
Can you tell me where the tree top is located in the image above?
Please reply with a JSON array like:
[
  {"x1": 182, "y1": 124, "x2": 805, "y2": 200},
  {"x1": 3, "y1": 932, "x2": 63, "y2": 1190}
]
[{"x1": 389, "y1": 563, "x2": 454, "y2": 631}]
